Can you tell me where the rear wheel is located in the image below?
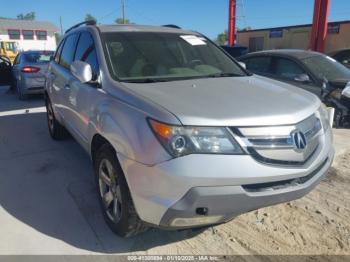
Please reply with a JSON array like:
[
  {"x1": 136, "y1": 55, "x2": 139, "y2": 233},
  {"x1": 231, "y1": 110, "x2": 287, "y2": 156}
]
[
  {"x1": 45, "y1": 97, "x2": 68, "y2": 140},
  {"x1": 94, "y1": 143, "x2": 148, "y2": 237}
]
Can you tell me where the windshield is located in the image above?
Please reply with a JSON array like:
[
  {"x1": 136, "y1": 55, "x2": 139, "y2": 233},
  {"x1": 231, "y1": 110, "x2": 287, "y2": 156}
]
[
  {"x1": 5, "y1": 42, "x2": 17, "y2": 52},
  {"x1": 103, "y1": 32, "x2": 246, "y2": 82},
  {"x1": 302, "y1": 54, "x2": 350, "y2": 81},
  {"x1": 23, "y1": 51, "x2": 54, "y2": 63}
]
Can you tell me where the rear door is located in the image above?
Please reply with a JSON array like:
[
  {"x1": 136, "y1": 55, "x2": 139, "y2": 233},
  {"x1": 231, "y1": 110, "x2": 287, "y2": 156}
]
[{"x1": 49, "y1": 33, "x2": 79, "y2": 124}]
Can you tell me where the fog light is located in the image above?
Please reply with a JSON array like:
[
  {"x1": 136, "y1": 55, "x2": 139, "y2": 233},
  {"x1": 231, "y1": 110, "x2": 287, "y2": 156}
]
[{"x1": 170, "y1": 216, "x2": 223, "y2": 227}]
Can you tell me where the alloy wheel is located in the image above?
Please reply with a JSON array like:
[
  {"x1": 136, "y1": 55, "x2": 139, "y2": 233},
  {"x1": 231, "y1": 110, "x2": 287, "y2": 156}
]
[{"x1": 98, "y1": 159, "x2": 122, "y2": 222}]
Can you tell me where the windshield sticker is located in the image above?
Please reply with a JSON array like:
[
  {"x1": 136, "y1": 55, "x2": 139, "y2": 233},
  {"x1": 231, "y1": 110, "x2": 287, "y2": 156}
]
[{"x1": 180, "y1": 35, "x2": 207, "y2": 46}]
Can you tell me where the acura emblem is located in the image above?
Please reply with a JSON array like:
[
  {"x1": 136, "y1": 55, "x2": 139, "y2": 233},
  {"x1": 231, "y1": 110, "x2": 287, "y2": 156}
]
[{"x1": 292, "y1": 130, "x2": 307, "y2": 150}]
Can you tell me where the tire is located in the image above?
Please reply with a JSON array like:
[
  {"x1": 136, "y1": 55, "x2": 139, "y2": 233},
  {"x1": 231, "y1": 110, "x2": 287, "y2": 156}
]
[
  {"x1": 16, "y1": 81, "x2": 27, "y2": 100},
  {"x1": 94, "y1": 143, "x2": 148, "y2": 237},
  {"x1": 333, "y1": 109, "x2": 343, "y2": 128},
  {"x1": 45, "y1": 97, "x2": 68, "y2": 140}
]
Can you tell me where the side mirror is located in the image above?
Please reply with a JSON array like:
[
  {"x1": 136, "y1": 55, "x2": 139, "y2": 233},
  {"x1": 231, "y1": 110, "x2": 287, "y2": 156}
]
[
  {"x1": 70, "y1": 61, "x2": 92, "y2": 83},
  {"x1": 294, "y1": 74, "x2": 310, "y2": 83},
  {"x1": 238, "y1": 61, "x2": 246, "y2": 69}
]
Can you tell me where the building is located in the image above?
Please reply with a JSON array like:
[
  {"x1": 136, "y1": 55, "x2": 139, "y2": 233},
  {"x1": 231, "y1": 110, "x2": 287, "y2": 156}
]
[
  {"x1": 237, "y1": 20, "x2": 350, "y2": 53},
  {"x1": 0, "y1": 18, "x2": 58, "y2": 51}
]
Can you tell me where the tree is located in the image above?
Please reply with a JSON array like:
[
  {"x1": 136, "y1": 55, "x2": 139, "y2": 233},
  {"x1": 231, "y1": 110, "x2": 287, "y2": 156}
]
[
  {"x1": 17, "y1": 12, "x2": 35, "y2": 20},
  {"x1": 216, "y1": 30, "x2": 228, "y2": 45},
  {"x1": 215, "y1": 26, "x2": 252, "y2": 45},
  {"x1": 85, "y1": 14, "x2": 97, "y2": 23},
  {"x1": 115, "y1": 17, "x2": 130, "y2": 24}
]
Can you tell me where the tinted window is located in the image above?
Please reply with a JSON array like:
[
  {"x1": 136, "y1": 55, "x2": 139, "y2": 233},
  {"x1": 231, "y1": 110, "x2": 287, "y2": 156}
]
[
  {"x1": 36, "y1": 31, "x2": 47, "y2": 40},
  {"x1": 244, "y1": 56, "x2": 272, "y2": 74},
  {"x1": 60, "y1": 34, "x2": 78, "y2": 69},
  {"x1": 302, "y1": 55, "x2": 350, "y2": 81},
  {"x1": 23, "y1": 30, "x2": 34, "y2": 40},
  {"x1": 8, "y1": 30, "x2": 20, "y2": 40},
  {"x1": 274, "y1": 58, "x2": 305, "y2": 79},
  {"x1": 74, "y1": 32, "x2": 99, "y2": 78},
  {"x1": 54, "y1": 40, "x2": 64, "y2": 63},
  {"x1": 23, "y1": 52, "x2": 54, "y2": 63}
]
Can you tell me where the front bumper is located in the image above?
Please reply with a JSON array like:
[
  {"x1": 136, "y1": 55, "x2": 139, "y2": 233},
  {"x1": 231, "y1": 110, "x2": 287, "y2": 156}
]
[{"x1": 118, "y1": 127, "x2": 334, "y2": 228}]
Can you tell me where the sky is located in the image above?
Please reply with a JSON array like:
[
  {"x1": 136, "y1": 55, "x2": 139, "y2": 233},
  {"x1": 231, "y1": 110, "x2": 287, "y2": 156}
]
[{"x1": 1, "y1": 0, "x2": 350, "y2": 39}]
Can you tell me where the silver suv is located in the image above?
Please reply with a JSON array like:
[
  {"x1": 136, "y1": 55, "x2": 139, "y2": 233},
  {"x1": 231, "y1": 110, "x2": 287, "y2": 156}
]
[{"x1": 45, "y1": 21, "x2": 334, "y2": 237}]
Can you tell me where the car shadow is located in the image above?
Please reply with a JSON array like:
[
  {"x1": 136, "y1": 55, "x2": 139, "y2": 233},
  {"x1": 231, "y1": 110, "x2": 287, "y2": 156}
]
[
  {"x1": 0, "y1": 97, "x2": 204, "y2": 253},
  {"x1": 0, "y1": 85, "x2": 45, "y2": 112}
]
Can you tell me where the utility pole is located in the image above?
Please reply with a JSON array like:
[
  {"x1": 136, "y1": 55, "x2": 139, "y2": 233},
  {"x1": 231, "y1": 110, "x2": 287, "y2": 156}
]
[
  {"x1": 310, "y1": 0, "x2": 330, "y2": 52},
  {"x1": 228, "y1": 0, "x2": 237, "y2": 47},
  {"x1": 59, "y1": 16, "x2": 63, "y2": 35},
  {"x1": 121, "y1": 0, "x2": 126, "y2": 24}
]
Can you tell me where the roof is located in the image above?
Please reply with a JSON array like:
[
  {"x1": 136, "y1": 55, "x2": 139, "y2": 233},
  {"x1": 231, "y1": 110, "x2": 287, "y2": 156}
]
[
  {"x1": 95, "y1": 24, "x2": 195, "y2": 35},
  {"x1": 0, "y1": 18, "x2": 58, "y2": 32},
  {"x1": 241, "y1": 49, "x2": 322, "y2": 59},
  {"x1": 238, "y1": 20, "x2": 350, "y2": 33}
]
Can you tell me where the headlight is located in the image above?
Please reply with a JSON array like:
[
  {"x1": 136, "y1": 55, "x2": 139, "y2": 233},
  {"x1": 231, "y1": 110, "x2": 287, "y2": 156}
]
[
  {"x1": 149, "y1": 119, "x2": 243, "y2": 157},
  {"x1": 342, "y1": 82, "x2": 350, "y2": 98},
  {"x1": 318, "y1": 105, "x2": 330, "y2": 130}
]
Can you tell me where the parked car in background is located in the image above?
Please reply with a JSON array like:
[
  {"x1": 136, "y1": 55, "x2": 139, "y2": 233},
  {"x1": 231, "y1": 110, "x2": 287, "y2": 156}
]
[
  {"x1": 221, "y1": 44, "x2": 248, "y2": 58},
  {"x1": 239, "y1": 49, "x2": 350, "y2": 127},
  {"x1": 0, "y1": 55, "x2": 12, "y2": 85},
  {"x1": 45, "y1": 22, "x2": 334, "y2": 237},
  {"x1": 12, "y1": 50, "x2": 54, "y2": 100},
  {"x1": 329, "y1": 49, "x2": 350, "y2": 69}
]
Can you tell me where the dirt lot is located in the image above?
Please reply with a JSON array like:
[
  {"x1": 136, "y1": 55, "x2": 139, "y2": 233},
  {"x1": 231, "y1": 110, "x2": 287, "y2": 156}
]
[{"x1": 0, "y1": 85, "x2": 349, "y2": 256}]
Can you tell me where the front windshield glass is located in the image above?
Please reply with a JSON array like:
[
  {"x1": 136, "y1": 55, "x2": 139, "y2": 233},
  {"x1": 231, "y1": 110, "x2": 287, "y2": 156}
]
[
  {"x1": 302, "y1": 54, "x2": 350, "y2": 81},
  {"x1": 5, "y1": 42, "x2": 17, "y2": 52},
  {"x1": 103, "y1": 32, "x2": 246, "y2": 82}
]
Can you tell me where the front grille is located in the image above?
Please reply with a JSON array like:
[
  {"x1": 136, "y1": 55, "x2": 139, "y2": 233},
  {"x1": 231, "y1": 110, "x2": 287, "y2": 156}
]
[
  {"x1": 231, "y1": 114, "x2": 323, "y2": 166},
  {"x1": 242, "y1": 157, "x2": 328, "y2": 192}
]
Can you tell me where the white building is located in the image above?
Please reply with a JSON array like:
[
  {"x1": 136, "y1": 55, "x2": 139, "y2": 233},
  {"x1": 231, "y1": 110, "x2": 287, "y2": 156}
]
[{"x1": 0, "y1": 18, "x2": 58, "y2": 51}]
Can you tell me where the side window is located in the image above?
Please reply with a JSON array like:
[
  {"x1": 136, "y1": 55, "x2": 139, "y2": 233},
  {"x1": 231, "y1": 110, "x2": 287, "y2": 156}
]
[
  {"x1": 244, "y1": 56, "x2": 272, "y2": 74},
  {"x1": 59, "y1": 34, "x2": 78, "y2": 69},
  {"x1": 54, "y1": 40, "x2": 65, "y2": 64},
  {"x1": 274, "y1": 58, "x2": 306, "y2": 80},
  {"x1": 74, "y1": 32, "x2": 99, "y2": 79}
]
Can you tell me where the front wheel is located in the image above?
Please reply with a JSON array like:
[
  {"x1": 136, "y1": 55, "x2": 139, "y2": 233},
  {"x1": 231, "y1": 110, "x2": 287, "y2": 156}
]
[
  {"x1": 94, "y1": 144, "x2": 148, "y2": 237},
  {"x1": 333, "y1": 109, "x2": 343, "y2": 128}
]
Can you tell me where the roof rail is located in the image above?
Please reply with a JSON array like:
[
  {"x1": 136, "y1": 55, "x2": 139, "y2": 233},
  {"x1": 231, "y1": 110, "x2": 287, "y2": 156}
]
[
  {"x1": 162, "y1": 24, "x2": 181, "y2": 29},
  {"x1": 65, "y1": 20, "x2": 96, "y2": 34}
]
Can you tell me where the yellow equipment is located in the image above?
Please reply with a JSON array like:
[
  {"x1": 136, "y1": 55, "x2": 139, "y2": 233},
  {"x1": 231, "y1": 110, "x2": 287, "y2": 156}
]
[{"x1": 0, "y1": 41, "x2": 18, "y2": 64}]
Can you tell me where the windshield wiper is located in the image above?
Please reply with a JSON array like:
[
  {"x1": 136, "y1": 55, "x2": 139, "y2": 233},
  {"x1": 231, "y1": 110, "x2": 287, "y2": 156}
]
[
  {"x1": 204, "y1": 72, "x2": 243, "y2": 78},
  {"x1": 121, "y1": 78, "x2": 171, "y2": 83}
]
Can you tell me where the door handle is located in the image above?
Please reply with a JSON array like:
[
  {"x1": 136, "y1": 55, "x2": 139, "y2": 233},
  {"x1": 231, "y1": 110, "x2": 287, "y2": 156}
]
[{"x1": 64, "y1": 84, "x2": 71, "y2": 90}]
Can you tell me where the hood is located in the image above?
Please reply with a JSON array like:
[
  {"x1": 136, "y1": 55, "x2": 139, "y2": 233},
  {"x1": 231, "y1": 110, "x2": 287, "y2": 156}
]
[{"x1": 122, "y1": 75, "x2": 321, "y2": 126}]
